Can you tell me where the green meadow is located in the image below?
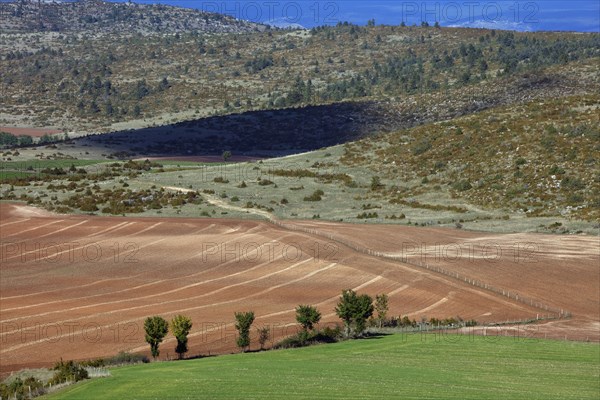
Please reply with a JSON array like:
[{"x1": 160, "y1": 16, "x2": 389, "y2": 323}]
[{"x1": 46, "y1": 334, "x2": 599, "y2": 399}]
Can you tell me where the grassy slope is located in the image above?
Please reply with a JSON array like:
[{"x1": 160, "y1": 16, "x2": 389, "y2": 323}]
[
  {"x1": 47, "y1": 335, "x2": 599, "y2": 400},
  {"x1": 0, "y1": 159, "x2": 108, "y2": 180},
  {"x1": 140, "y1": 94, "x2": 598, "y2": 233}
]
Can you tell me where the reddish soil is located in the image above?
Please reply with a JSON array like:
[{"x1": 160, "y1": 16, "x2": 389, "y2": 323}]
[
  {"x1": 0, "y1": 127, "x2": 62, "y2": 138},
  {"x1": 291, "y1": 220, "x2": 600, "y2": 342},
  {"x1": 0, "y1": 204, "x2": 597, "y2": 375}
]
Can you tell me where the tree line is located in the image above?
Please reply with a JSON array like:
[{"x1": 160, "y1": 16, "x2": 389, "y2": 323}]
[
  {"x1": 142, "y1": 290, "x2": 390, "y2": 359},
  {"x1": 0, "y1": 131, "x2": 67, "y2": 149}
]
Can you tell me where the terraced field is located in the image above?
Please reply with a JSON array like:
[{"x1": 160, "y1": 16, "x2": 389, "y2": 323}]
[{"x1": 1, "y1": 203, "x2": 595, "y2": 375}]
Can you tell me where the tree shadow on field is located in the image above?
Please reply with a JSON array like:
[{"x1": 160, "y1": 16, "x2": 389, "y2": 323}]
[
  {"x1": 184, "y1": 354, "x2": 218, "y2": 361},
  {"x1": 75, "y1": 101, "x2": 396, "y2": 159},
  {"x1": 357, "y1": 332, "x2": 392, "y2": 340}
]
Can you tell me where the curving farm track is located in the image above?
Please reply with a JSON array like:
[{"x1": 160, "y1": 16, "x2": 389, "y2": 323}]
[{"x1": 0, "y1": 203, "x2": 597, "y2": 375}]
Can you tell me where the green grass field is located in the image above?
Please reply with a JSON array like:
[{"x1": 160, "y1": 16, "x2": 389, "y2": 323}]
[
  {"x1": 0, "y1": 159, "x2": 107, "y2": 170},
  {"x1": 46, "y1": 334, "x2": 599, "y2": 399}
]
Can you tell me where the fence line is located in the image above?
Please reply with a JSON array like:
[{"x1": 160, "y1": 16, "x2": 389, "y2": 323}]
[{"x1": 268, "y1": 218, "x2": 571, "y2": 319}]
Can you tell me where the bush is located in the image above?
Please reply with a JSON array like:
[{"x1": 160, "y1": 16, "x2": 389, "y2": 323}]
[
  {"x1": 0, "y1": 376, "x2": 45, "y2": 399},
  {"x1": 452, "y1": 180, "x2": 472, "y2": 191},
  {"x1": 387, "y1": 213, "x2": 406, "y2": 220},
  {"x1": 304, "y1": 190, "x2": 324, "y2": 201},
  {"x1": 357, "y1": 212, "x2": 378, "y2": 219},
  {"x1": 370, "y1": 176, "x2": 384, "y2": 191},
  {"x1": 258, "y1": 179, "x2": 274, "y2": 186},
  {"x1": 274, "y1": 325, "x2": 341, "y2": 349},
  {"x1": 50, "y1": 360, "x2": 88, "y2": 385},
  {"x1": 412, "y1": 139, "x2": 432, "y2": 155},
  {"x1": 561, "y1": 176, "x2": 585, "y2": 190},
  {"x1": 548, "y1": 165, "x2": 565, "y2": 175}
]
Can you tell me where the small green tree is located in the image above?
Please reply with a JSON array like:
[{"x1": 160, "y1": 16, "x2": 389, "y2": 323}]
[
  {"x1": 370, "y1": 176, "x2": 383, "y2": 191},
  {"x1": 170, "y1": 315, "x2": 193, "y2": 359},
  {"x1": 257, "y1": 326, "x2": 270, "y2": 350},
  {"x1": 336, "y1": 289, "x2": 357, "y2": 337},
  {"x1": 222, "y1": 150, "x2": 232, "y2": 162},
  {"x1": 354, "y1": 294, "x2": 374, "y2": 334},
  {"x1": 144, "y1": 316, "x2": 169, "y2": 359},
  {"x1": 375, "y1": 294, "x2": 389, "y2": 328},
  {"x1": 234, "y1": 311, "x2": 255, "y2": 352},
  {"x1": 296, "y1": 305, "x2": 321, "y2": 332},
  {"x1": 335, "y1": 289, "x2": 374, "y2": 337},
  {"x1": 133, "y1": 104, "x2": 141, "y2": 116},
  {"x1": 18, "y1": 135, "x2": 33, "y2": 146}
]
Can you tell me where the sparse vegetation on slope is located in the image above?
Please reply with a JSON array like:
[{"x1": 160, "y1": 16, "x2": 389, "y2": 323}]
[{"x1": 1, "y1": 19, "x2": 597, "y2": 133}]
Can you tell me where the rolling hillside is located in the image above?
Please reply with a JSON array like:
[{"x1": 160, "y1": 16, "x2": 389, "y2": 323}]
[{"x1": 0, "y1": 0, "x2": 266, "y2": 34}]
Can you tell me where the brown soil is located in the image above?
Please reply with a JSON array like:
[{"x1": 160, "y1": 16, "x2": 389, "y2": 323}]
[
  {"x1": 0, "y1": 127, "x2": 62, "y2": 138},
  {"x1": 0, "y1": 204, "x2": 597, "y2": 375}
]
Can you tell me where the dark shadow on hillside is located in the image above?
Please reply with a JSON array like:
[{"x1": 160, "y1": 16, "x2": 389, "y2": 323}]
[
  {"x1": 70, "y1": 68, "x2": 578, "y2": 160},
  {"x1": 71, "y1": 69, "x2": 575, "y2": 160},
  {"x1": 75, "y1": 101, "x2": 394, "y2": 159}
]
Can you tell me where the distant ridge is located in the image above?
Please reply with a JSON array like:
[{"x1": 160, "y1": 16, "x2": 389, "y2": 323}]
[
  {"x1": 0, "y1": 0, "x2": 269, "y2": 34},
  {"x1": 265, "y1": 17, "x2": 307, "y2": 30}
]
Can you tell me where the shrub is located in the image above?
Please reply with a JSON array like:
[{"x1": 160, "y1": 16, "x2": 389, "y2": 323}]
[
  {"x1": 257, "y1": 327, "x2": 270, "y2": 350},
  {"x1": 81, "y1": 352, "x2": 148, "y2": 367},
  {"x1": 50, "y1": 359, "x2": 89, "y2": 385},
  {"x1": 452, "y1": 180, "x2": 472, "y2": 191},
  {"x1": 274, "y1": 325, "x2": 341, "y2": 349},
  {"x1": 357, "y1": 212, "x2": 378, "y2": 219},
  {"x1": 258, "y1": 179, "x2": 274, "y2": 186},
  {"x1": 370, "y1": 176, "x2": 384, "y2": 191},
  {"x1": 548, "y1": 165, "x2": 565, "y2": 175},
  {"x1": 561, "y1": 176, "x2": 585, "y2": 190},
  {"x1": 412, "y1": 139, "x2": 432, "y2": 155},
  {"x1": 304, "y1": 190, "x2": 324, "y2": 201},
  {"x1": 0, "y1": 376, "x2": 45, "y2": 399},
  {"x1": 567, "y1": 193, "x2": 584, "y2": 204},
  {"x1": 515, "y1": 157, "x2": 527, "y2": 166}
]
